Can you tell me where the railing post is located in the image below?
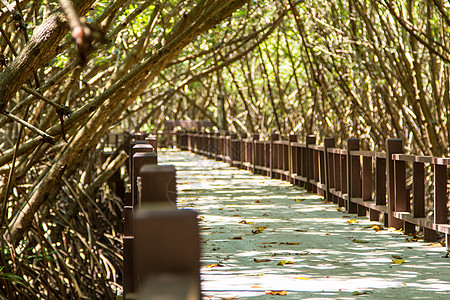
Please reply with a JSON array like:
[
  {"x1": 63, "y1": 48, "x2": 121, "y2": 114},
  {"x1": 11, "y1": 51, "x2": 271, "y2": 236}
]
[
  {"x1": 362, "y1": 154, "x2": 373, "y2": 216},
  {"x1": 434, "y1": 163, "x2": 448, "y2": 242},
  {"x1": 289, "y1": 134, "x2": 297, "y2": 184},
  {"x1": 240, "y1": 133, "x2": 247, "y2": 168},
  {"x1": 347, "y1": 138, "x2": 360, "y2": 214},
  {"x1": 306, "y1": 135, "x2": 316, "y2": 192},
  {"x1": 324, "y1": 137, "x2": 335, "y2": 201},
  {"x1": 252, "y1": 133, "x2": 259, "y2": 174},
  {"x1": 386, "y1": 139, "x2": 404, "y2": 229},
  {"x1": 270, "y1": 133, "x2": 280, "y2": 179},
  {"x1": 137, "y1": 165, "x2": 177, "y2": 208}
]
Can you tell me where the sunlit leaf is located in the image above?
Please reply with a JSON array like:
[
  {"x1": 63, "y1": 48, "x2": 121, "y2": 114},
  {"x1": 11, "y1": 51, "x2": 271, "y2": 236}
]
[
  {"x1": 363, "y1": 224, "x2": 384, "y2": 232},
  {"x1": 277, "y1": 260, "x2": 294, "y2": 266},
  {"x1": 206, "y1": 263, "x2": 224, "y2": 268},
  {"x1": 251, "y1": 285, "x2": 262, "y2": 288},
  {"x1": 347, "y1": 219, "x2": 358, "y2": 224},
  {"x1": 391, "y1": 258, "x2": 406, "y2": 264},
  {"x1": 427, "y1": 242, "x2": 445, "y2": 247},
  {"x1": 265, "y1": 290, "x2": 287, "y2": 295},
  {"x1": 296, "y1": 277, "x2": 310, "y2": 280}
]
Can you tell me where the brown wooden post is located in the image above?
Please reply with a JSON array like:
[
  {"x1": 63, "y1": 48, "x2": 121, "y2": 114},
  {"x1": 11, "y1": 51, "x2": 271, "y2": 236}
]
[
  {"x1": 434, "y1": 163, "x2": 448, "y2": 240},
  {"x1": 362, "y1": 155, "x2": 374, "y2": 217},
  {"x1": 123, "y1": 236, "x2": 134, "y2": 296},
  {"x1": 270, "y1": 133, "x2": 280, "y2": 179},
  {"x1": 386, "y1": 139, "x2": 403, "y2": 229},
  {"x1": 133, "y1": 152, "x2": 157, "y2": 206},
  {"x1": 324, "y1": 137, "x2": 335, "y2": 201},
  {"x1": 347, "y1": 138, "x2": 360, "y2": 214},
  {"x1": 138, "y1": 165, "x2": 177, "y2": 208},
  {"x1": 374, "y1": 155, "x2": 387, "y2": 222},
  {"x1": 252, "y1": 133, "x2": 259, "y2": 174},
  {"x1": 306, "y1": 135, "x2": 316, "y2": 192},
  {"x1": 289, "y1": 134, "x2": 297, "y2": 184},
  {"x1": 145, "y1": 135, "x2": 158, "y2": 154},
  {"x1": 133, "y1": 209, "x2": 200, "y2": 298}
]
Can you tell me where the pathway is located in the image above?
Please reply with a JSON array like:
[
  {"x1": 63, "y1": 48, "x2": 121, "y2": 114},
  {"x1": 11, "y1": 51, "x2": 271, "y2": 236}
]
[{"x1": 158, "y1": 149, "x2": 450, "y2": 299}]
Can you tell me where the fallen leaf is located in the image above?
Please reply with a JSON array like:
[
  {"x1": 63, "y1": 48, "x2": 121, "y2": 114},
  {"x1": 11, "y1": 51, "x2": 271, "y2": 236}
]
[
  {"x1": 277, "y1": 260, "x2": 294, "y2": 266},
  {"x1": 352, "y1": 291, "x2": 372, "y2": 295},
  {"x1": 263, "y1": 213, "x2": 269, "y2": 216},
  {"x1": 280, "y1": 242, "x2": 300, "y2": 245},
  {"x1": 352, "y1": 239, "x2": 369, "y2": 243},
  {"x1": 233, "y1": 215, "x2": 242, "y2": 217},
  {"x1": 325, "y1": 233, "x2": 331, "y2": 236},
  {"x1": 391, "y1": 258, "x2": 406, "y2": 264},
  {"x1": 239, "y1": 220, "x2": 254, "y2": 224},
  {"x1": 265, "y1": 290, "x2": 287, "y2": 296},
  {"x1": 254, "y1": 258, "x2": 272, "y2": 263},
  {"x1": 337, "y1": 207, "x2": 346, "y2": 212},
  {"x1": 295, "y1": 229, "x2": 307, "y2": 232},
  {"x1": 252, "y1": 227, "x2": 267, "y2": 234},
  {"x1": 347, "y1": 219, "x2": 358, "y2": 224},
  {"x1": 363, "y1": 224, "x2": 384, "y2": 231},
  {"x1": 427, "y1": 242, "x2": 444, "y2": 247},
  {"x1": 295, "y1": 199, "x2": 305, "y2": 202},
  {"x1": 206, "y1": 263, "x2": 224, "y2": 268},
  {"x1": 254, "y1": 200, "x2": 261, "y2": 203},
  {"x1": 231, "y1": 236, "x2": 242, "y2": 240},
  {"x1": 296, "y1": 277, "x2": 310, "y2": 280},
  {"x1": 251, "y1": 285, "x2": 262, "y2": 288}
]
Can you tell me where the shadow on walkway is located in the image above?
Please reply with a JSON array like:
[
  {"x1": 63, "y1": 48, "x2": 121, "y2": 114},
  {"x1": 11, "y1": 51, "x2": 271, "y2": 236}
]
[{"x1": 159, "y1": 149, "x2": 450, "y2": 299}]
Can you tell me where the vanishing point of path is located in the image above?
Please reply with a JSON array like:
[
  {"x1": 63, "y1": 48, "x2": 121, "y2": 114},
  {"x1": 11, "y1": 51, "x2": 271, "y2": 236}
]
[{"x1": 158, "y1": 149, "x2": 450, "y2": 299}]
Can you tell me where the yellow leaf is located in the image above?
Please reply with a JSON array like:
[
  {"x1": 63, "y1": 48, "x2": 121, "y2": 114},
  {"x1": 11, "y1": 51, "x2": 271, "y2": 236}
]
[
  {"x1": 296, "y1": 277, "x2": 310, "y2": 280},
  {"x1": 347, "y1": 219, "x2": 358, "y2": 224},
  {"x1": 391, "y1": 258, "x2": 406, "y2": 264},
  {"x1": 231, "y1": 236, "x2": 242, "y2": 240},
  {"x1": 265, "y1": 290, "x2": 287, "y2": 296},
  {"x1": 251, "y1": 285, "x2": 262, "y2": 288},
  {"x1": 295, "y1": 199, "x2": 305, "y2": 202},
  {"x1": 206, "y1": 263, "x2": 224, "y2": 268},
  {"x1": 363, "y1": 224, "x2": 384, "y2": 231},
  {"x1": 277, "y1": 260, "x2": 294, "y2": 266}
]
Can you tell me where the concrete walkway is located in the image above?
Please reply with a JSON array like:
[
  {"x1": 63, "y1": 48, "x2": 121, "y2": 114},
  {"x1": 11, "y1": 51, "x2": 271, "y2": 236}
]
[{"x1": 158, "y1": 149, "x2": 450, "y2": 299}]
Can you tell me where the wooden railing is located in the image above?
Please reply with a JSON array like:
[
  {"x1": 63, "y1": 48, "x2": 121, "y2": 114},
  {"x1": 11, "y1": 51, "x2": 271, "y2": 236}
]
[
  {"x1": 103, "y1": 132, "x2": 201, "y2": 300},
  {"x1": 176, "y1": 130, "x2": 449, "y2": 249}
]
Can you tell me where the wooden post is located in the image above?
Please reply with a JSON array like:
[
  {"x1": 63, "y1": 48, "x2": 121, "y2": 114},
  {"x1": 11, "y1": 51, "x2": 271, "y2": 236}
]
[
  {"x1": 289, "y1": 134, "x2": 297, "y2": 184},
  {"x1": 270, "y1": 133, "x2": 280, "y2": 179},
  {"x1": 347, "y1": 138, "x2": 360, "y2": 214},
  {"x1": 306, "y1": 135, "x2": 316, "y2": 192},
  {"x1": 133, "y1": 208, "x2": 201, "y2": 299},
  {"x1": 386, "y1": 139, "x2": 403, "y2": 229},
  {"x1": 324, "y1": 137, "x2": 335, "y2": 201},
  {"x1": 138, "y1": 165, "x2": 177, "y2": 208}
]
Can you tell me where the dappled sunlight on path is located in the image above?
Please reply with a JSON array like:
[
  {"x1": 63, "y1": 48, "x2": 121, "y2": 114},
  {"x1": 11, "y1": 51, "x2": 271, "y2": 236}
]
[{"x1": 159, "y1": 149, "x2": 450, "y2": 299}]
